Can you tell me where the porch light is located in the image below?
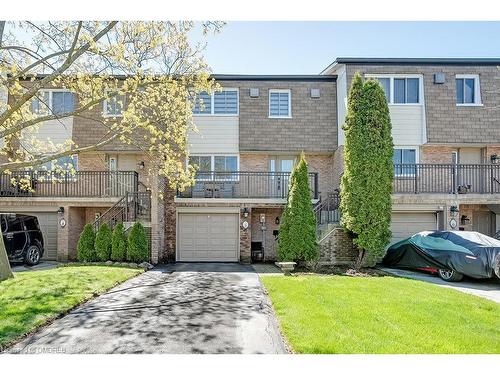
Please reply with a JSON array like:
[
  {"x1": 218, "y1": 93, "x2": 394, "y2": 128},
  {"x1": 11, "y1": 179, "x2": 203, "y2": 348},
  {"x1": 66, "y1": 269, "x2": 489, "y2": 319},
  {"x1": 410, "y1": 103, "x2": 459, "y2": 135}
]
[
  {"x1": 57, "y1": 207, "x2": 64, "y2": 214},
  {"x1": 450, "y1": 205, "x2": 459, "y2": 216},
  {"x1": 275, "y1": 216, "x2": 280, "y2": 225},
  {"x1": 242, "y1": 207, "x2": 249, "y2": 218},
  {"x1": 138, "y1": 161, "x2": 145, "y2": 169},
  {"x1": 490, "y1": 154, "x2": 499, "y2": 164}
]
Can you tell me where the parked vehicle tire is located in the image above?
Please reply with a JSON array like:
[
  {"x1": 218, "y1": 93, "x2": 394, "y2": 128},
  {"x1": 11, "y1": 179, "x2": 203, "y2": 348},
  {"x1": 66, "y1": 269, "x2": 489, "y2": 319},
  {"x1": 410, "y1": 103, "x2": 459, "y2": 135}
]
[
  {"x1": 494, "y1": 254, "x2": 500, "y2": 279},
  {"x1": 24, "y1": 245, "x2": 41, "y2": 266},
  {"x1": 438, "y1": 269, "x2": 463, "y2": 282}
]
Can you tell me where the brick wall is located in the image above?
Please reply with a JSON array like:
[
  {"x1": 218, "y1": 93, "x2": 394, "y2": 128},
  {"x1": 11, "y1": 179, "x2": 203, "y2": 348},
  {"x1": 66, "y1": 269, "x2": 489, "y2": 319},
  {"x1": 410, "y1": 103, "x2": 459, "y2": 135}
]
[
  {"x1": 345, "y1": 64, "x2": 500, "y2": 144},
  {"x1": 250, "y1": 207, "x2": 283, "y2": 261},
  {"x1": 226, "y1": 79, "x2": 337, "y2": 153},
  {"x1": 318, "y1": 225, "x2": 357, "y2": 265}
]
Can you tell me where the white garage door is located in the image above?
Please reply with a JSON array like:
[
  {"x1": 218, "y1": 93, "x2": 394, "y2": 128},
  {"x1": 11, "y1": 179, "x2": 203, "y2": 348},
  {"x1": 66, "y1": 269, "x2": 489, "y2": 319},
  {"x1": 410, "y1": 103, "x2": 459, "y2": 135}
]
[
  {"x1": 22, "y1": 212, "x2": 58, "y2": 260},
  {"x1": 390, "y1": 212, "x2": 437, "y2": 245},
  {"x1": 178, "y1": 213, "x2": 239, "y2": 262}
]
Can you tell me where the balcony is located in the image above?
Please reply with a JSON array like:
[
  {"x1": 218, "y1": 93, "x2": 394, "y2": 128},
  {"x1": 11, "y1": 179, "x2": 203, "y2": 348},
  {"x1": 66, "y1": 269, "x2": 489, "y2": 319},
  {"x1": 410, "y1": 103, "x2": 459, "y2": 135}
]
[
  {"x1": 0, "y1": 171, "x2": 139, "y2": 198},
  {"x1": 393, "y1": 164, "x2": 500, "y2": 194},
  {"x1": 177, "y1": 171, "x2": 319, "y2": 199}
]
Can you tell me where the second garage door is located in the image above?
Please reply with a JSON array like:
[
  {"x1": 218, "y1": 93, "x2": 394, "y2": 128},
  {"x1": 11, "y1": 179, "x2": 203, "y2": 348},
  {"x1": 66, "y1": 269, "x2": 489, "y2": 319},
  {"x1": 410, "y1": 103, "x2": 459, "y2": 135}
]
[
  {"x1": 22, "y1": 212, "x2": 58, "y2": 260},
  {"x1": 390, "y1": 212, "x2": 437, "y2": 245},
  {"x1": 178, "y1": 213, "x2": 239, "y2": 262}
]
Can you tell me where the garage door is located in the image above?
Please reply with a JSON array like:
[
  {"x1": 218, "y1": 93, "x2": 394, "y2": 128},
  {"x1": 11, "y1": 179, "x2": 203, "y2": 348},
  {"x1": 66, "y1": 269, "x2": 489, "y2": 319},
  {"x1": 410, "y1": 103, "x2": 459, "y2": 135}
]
[
  {"x1": 390, "y1": 212, "x2": 437, "y2": 245},
  {"x1": 178, "y1": 213, "x2": 239, "y2": 262},
  {"x1": 22, "y1": 212, "x2": 58, "y2": 260}
]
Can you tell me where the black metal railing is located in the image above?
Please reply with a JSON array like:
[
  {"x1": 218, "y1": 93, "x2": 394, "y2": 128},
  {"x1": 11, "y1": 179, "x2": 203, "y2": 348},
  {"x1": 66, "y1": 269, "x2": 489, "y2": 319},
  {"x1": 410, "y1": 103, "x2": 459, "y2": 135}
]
[
  {"x1": 177, "y1": 171, "x2": 319, "y2": 199},
  {"x1": 0, "y1": 171, "x2": 139, "y2": 198},
  {"x1": 393, "y1": 163, "x2": 500, "y2": 194},
  {"x1": 314, "y1": 192, "x2": 341, "y2": 239},
  {"x1": 92, "y1": 191, "x2": 151, "y2": 231}
]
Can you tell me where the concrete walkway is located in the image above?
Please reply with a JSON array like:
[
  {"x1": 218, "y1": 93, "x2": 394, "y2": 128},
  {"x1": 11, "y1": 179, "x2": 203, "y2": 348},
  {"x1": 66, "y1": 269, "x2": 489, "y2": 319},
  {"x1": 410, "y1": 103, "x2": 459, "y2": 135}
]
[
  {"x1": 8, "y1": 263, "x2": 286, "y2": 354},
  {"x1": 379, "y1": 267, "x2": 500, "y2": 303}
]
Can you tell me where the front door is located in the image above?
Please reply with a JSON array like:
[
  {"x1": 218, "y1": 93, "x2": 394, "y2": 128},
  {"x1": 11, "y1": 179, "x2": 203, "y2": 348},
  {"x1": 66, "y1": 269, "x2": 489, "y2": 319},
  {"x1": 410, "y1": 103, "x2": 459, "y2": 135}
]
[
  {"x1": 473, "y1": 211, "x2": 494, "y2": 236},
  {"x1": 269, "y1": 157, "x2": 295, "y2": 198}
]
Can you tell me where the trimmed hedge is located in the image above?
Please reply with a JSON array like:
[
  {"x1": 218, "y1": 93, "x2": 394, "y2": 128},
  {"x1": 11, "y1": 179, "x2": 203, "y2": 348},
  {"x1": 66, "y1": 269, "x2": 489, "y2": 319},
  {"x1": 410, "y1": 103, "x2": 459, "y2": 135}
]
[
  {"x1": 95, "y1": 223, "x2": 112, "y2": 261},
  {"x1": 77, "y1": 224, "x2": 97, "y2": 262},
  {"x1": 111, "y1": 222, "x2": 127, "y2": 262},
  {"x1": 127, "y1": 222, "x2": 149, "y2": 263}
]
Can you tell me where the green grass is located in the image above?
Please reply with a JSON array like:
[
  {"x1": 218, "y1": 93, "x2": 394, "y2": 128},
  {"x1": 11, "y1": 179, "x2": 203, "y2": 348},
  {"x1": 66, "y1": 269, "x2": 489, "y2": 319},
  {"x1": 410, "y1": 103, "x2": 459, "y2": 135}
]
[
  {"x1": 261, "y1": 275, "x2": 500, "y2": 354},
  {"x1": 0, "y1": 266, "x2": 142, "y2": 350}
]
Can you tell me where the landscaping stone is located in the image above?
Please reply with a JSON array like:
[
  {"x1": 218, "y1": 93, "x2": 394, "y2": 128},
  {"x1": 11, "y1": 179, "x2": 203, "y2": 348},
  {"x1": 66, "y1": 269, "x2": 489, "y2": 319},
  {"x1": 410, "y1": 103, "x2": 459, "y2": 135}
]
[
  {"x1": 105, "y1": 261, "x2": 113, "y2": 266},
  {"x1": 139, "y1": 262, "x2": 154, "y2": 270},
  {"x1": 128, "y1": 263, "x2": 139, "y2": 268},
  {"x1": 275, "y1": 261, "x2": 297, "y2": 275}
]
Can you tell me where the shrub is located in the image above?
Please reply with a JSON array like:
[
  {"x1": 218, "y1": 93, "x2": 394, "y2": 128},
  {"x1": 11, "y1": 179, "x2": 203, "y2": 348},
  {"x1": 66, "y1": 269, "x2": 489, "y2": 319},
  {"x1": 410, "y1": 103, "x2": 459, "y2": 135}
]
[
  {"x1": 340, "y1": 73, "x2": 394, "y2": 268},
  {"x1": 95, "y1": 223, "x2": 112, "y2": 261},
  {"x1": 127, "y1": 222, "x2": 149, "y2": 263},
  {"x1": 77, "y1": 224, "x2": 97, "y2": 262},
  {"x1": 111, "y1": 222, "x2": 127, "y2": 262},
  {"x1": 278, "y1": 152, "x2": 318, "y2": 262}
]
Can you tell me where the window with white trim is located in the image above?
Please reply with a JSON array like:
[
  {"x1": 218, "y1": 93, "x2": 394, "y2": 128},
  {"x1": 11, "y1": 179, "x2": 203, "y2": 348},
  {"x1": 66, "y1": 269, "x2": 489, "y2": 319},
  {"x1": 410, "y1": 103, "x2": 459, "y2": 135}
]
[
  {"x1": 371, "y1": 76, "x2": 421, "y2": 104},
  {"x1": 456, "y1": 75, "x2": 481, "y2": 105},
  {"x1": 393, "y1": 148, "x2": 416, "y2": 176},
  {"x1": 269, "y1": 89, "x2": 291, "y2": 118},
  {"x1": 193, "y1": 89, "x2": 238, "y2": 115},
  {"x1": 103, "y1": 94, "x2": 125, "y2": 117},
  {"x1": 36, "y1": 155, "x2": 78, "y2": 172},
  {"x1": 31, "y1": 90, "x2": 75, "y2": 115}
]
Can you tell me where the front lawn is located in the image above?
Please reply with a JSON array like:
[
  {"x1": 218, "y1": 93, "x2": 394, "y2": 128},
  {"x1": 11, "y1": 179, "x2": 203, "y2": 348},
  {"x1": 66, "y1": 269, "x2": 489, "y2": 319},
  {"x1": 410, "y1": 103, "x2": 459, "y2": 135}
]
[
  {"x1": 0, "y1": 265, "x2": 142, "y2": 350},
  {"x1": 261, "y1": 275, "x2": 500, "y2": 354}
]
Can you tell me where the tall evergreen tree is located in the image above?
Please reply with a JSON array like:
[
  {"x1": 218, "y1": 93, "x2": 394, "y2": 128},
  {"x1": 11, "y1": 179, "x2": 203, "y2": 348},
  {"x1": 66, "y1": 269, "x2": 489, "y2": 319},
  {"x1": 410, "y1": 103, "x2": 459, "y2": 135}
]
[
  {"x1": 77, "y1": 224, "x2": 97, "y2": 262},
  {"x1": 111, "y1": 222, "x2": 127, "y2": 262},
  {"x1": 278, "y1": 152, "x2": 318, "y2": 262},
  {"x1": 340, "y1": 73, "x2": 394, "y2": 268}
]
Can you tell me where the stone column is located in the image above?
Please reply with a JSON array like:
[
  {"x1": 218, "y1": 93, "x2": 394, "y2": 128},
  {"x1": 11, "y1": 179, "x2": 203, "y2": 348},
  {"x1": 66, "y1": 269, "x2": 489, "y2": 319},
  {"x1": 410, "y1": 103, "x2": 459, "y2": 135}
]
[{"x1": 240, "y1": 207, "x2": 251, "y2": 264}]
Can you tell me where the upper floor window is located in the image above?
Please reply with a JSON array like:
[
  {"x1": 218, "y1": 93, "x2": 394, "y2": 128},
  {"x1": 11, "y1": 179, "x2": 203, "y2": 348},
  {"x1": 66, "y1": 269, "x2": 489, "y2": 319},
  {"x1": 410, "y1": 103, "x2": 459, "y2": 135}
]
[
  {"x1": 371, "y1": 76, "x2": 421, "y2": 104},
  {"x1": 193, "y1": 89, "x2": 239, "y2": 115},
  {"x1": 31, "y1": 90, "x2": 75, "y2": 116},
  {"x1": 456, "y1": 75, "x2": 481, "y2": 105},
  {"x1": 393, "y1": 148, "x2": 417, "y2": 176},
  {"x1": 38, "y1": 155, "x2": 78, "y2": 172},
  {"x1": 269, "y1": 89, "x2": 291, "y2": 118},
  {"x1": 103, "y1": 94, "x2": 125, "y2": 117}
]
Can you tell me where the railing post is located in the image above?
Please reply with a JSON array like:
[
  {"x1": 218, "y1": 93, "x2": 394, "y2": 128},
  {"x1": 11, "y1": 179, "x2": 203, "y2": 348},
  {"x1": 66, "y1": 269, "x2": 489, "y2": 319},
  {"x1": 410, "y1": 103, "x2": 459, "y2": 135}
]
[
  {"x1": 314, "y1": 173, "x2": 319, "y2": 200},
  {"x1": 414, "y1": 165, "x2": 418, "y2": 194},
  {"x1": 490, "y1": 165, "x2": 494, "y2": 194},
  {"x1": 64, "y1": 172, "x2": 68, "y2": 197},
  {"x1": 452, "y1": 164, "x2": 457, "y2": 194}
]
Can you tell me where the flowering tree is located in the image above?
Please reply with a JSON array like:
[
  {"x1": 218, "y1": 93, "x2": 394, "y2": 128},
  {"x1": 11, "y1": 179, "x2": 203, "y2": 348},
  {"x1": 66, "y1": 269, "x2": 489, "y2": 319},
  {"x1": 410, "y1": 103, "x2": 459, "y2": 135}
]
[{"x1": 0, "y1": 21, "x2": 223, "y2": 281}]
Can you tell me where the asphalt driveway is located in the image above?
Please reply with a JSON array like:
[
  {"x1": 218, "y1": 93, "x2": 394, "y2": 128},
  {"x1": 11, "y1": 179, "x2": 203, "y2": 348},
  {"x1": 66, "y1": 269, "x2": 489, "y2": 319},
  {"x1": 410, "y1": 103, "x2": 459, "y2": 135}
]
[{"x1": 8, "y1": 263, "x2": 286, "y2": 354}]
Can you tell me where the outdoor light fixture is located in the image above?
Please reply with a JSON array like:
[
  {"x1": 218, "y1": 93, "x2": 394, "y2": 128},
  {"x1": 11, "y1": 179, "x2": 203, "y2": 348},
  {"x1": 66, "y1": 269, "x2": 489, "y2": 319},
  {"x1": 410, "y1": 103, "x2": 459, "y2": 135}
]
[
  {"x1": 138, "y1": 161, "x2": 145, "y2": 169},
  {"x1": 450, "y1": 205, "x2": 459, "y2": 216},
  {"x1": 491, "y1": 154, "x2": 499, "y2": 164},
  {"x1": 242, "y1": 207, "x2": 249, "y2": 218},
  {"x1": 57, "y1": 207, "x2": 64, "y2": 214},
  {"x1": 275, "y1": 216, "x2": 280, "y2": 225}
]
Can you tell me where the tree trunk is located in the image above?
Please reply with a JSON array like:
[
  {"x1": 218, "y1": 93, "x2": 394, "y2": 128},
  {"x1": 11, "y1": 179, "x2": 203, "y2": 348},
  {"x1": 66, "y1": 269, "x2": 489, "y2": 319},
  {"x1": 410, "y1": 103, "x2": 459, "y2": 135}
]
[
  {"x1": 354, "y1": 248, "x2": 366, "y2": 271},
  {"x1": 0, "y1": 228, "x2": 13, "y2": 281}
]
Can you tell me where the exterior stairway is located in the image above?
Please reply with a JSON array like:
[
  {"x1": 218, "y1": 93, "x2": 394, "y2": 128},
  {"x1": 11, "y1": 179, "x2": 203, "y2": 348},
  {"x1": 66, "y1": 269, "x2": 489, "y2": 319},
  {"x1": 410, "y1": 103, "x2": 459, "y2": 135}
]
[
  {"x1": 314, "y1": 192, "x2": 341, "y2": 242},
  {"x1": 92, "y1": 191, "x2": 151, "y2": 231}
]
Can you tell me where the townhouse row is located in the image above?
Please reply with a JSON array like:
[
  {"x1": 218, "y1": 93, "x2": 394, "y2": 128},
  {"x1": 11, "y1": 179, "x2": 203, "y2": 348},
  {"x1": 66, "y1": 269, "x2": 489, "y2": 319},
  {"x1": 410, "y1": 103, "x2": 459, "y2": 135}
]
[{"x1": 2, "y1": 57, "x2": 500, "y2": 264}]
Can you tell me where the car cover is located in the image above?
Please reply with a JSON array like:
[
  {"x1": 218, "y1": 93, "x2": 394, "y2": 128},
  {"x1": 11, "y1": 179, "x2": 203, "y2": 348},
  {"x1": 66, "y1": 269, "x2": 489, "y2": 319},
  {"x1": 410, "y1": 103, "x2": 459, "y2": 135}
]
[{"x1": 383, "y1": 230, "x2": 500, "y2": 279}]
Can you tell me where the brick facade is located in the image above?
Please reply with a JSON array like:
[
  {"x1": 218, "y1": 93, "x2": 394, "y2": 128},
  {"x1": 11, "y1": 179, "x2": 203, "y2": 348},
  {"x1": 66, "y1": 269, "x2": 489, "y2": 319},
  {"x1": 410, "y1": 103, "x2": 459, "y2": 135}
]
[
  {"x1": 250, "y1": 207, "x2": 283, "y2": 261},
  {"x1": 231, "y1": 79, "x2": 337, "y2": 153},
  {"x1": 345, "y1": 63, "x2": 500, "y2": 144},
  {"x1": 317, "y1": 225, "x2": 357, "y2": 265}
]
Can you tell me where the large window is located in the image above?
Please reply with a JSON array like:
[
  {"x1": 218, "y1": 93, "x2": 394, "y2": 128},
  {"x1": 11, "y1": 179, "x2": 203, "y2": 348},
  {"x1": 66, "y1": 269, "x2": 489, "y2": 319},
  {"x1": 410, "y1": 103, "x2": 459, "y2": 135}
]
[
  {"x1": 189, "y1": 155, "x2": 238, "y2": 180},
  {"x1": 371, "y1": 76, "x2": 421, "y2": 104},
  {"x1": 38, "y1": 155, "x2": 78, "y2": 172},
  {"x1": 269, "y1": 89, "x2": 291, "y2": 118},
  {"x1": 31, "y1": 90, "x2": 75, "y2": 115},
  {"x1": 393, "y1": 148, "x2": 417, "y2": 176},
  {"x1": 103, "y1": 94, "x2": 125, "y2": 117},
  {"x1": 193, "y1": 89, "x2": 238, "y2": 115},
  {"x1": 456, "y1": 75, "x2": 481, "y2": 105}
]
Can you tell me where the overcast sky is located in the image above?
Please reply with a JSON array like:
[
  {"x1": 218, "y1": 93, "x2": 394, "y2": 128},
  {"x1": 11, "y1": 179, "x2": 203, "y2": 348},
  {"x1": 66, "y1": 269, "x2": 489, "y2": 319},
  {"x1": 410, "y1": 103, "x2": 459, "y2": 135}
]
[{"x1": 194, "y1": 22, "x2": 500, "y2": 74}]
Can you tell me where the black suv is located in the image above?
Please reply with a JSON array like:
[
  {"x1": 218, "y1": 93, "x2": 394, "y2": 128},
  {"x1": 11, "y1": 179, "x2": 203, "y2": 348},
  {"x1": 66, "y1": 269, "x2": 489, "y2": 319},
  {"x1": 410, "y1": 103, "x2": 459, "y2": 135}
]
[{"x1": 1, "y1": 214, "x2": 44, "y2": 265}]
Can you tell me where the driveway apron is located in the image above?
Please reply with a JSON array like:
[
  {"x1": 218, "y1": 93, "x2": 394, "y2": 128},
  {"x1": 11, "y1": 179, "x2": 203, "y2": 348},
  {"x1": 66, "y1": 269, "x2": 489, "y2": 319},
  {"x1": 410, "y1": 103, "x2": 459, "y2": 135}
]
[{"x1": 8, "y1": 263, "x2": 286, "y2": 354}]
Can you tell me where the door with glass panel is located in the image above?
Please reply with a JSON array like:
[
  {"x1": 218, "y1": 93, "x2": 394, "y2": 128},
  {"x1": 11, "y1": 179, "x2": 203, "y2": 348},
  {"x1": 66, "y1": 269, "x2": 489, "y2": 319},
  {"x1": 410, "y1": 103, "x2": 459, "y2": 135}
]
[{"x1": 269, "y1": 157, "x2": 295, "y2": 198}]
